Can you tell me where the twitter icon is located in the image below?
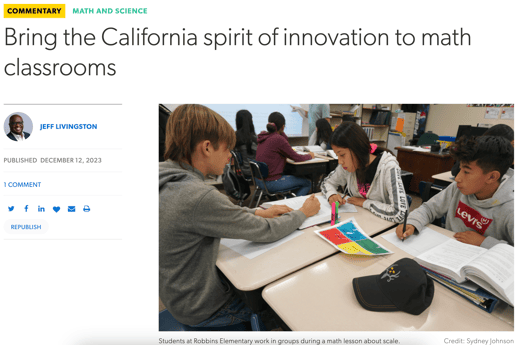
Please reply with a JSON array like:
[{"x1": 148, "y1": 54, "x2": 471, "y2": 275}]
[{"x1": 8, "y1": 206, "x2": 14, "y2": 212}]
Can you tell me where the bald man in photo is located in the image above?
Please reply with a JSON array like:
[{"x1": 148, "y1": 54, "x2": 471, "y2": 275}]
[{"x1": 7, "y1": 114, "x2": 30, "y2": 141}]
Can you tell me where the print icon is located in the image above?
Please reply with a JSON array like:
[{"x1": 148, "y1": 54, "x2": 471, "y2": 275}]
[
  {"x1": 53, "y1": 206, "x2": 60, "y2": 213},
  {"x1": 8, "y1": 206, "x2": 14, "y2": 212},
  {"x1": 83, "y1": 205, "x2": 90, "y2": 212}
]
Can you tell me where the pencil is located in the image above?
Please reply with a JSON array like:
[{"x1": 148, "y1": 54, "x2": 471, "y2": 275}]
[{"x1": 402, "y1": 210, "x2": 409, "y2": 242}]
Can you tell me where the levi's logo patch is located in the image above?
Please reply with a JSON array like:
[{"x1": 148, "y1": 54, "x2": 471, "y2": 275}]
[{"x1": 455, "y1": 201, "x2": 493, "y2": 235}]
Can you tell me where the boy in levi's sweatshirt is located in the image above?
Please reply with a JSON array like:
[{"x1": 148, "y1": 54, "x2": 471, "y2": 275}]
[{"x1": 396, "y1": 135, "x2": 514, "y2": 249}]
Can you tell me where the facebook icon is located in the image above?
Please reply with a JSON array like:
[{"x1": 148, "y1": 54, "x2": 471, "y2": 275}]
[{"x1": 25, "y1": 205, "x2": 29, "y2": 212}]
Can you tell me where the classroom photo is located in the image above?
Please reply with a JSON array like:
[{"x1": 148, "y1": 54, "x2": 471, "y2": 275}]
[{"x1": 158, "y1": 104, "x2": 514, "y2": 332}]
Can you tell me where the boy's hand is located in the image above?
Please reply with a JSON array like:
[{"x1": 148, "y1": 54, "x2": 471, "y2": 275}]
[
  {"x1": 328, "y1": 194, "x2": 346, "y2": 205},
  {"x1": 299, "y1": 194, "x2": 320, "y2": 217},
  {"x1": 256, "y1": 205, "x2": 293, "y2": 218},
  {"x1": 347, "y1": 197, "x2": 365, "y2": 207},
  {"x1": 396, "y1": 224, "x2": 416, "y2": 240},
  {"x1": 308, "y1": 152, "x2": 315, "y2": 159},
  {"x1": 454, "y1": 231, "x2": 486, "y2": 246}
]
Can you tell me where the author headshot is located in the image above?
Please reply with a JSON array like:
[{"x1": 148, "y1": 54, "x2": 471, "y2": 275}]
[{"x1": 5, "y1": 113, "x2": 32, "y2": 141}]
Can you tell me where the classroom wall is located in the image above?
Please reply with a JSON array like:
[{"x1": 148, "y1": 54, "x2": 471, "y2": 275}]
[{"x1": 425, "y1": 104, "x2": 514, "y2": 137}]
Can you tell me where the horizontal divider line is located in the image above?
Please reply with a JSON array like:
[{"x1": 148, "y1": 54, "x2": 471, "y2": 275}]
[
  {"x1": 4, "y1": 147, "x2": 123, "y2": 150},
  {"x1": 4, "y1": 103, "x2": 122, "y2": 106},
  {"x1": 2, "y1": 195, "x2": 123, "y2": 196},
  {"x1": 4, "y1": 238, "x2": 123, "y2": 240},
  {"x1": 3, "y1": 171, "x2": 123, "y2": 173}
]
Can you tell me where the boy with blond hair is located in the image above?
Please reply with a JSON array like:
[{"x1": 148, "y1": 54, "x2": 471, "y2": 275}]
[{"x1": 159, "y1": 104, "x2": 320, "y2": 327}]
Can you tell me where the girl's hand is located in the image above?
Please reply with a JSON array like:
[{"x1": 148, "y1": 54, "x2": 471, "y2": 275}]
[
  {"x1": 328, "y1": 194, "x2": 346, "y2": 205},
  {"x1": 347, "y1": 197, "x2": 365, "y2": 207}
]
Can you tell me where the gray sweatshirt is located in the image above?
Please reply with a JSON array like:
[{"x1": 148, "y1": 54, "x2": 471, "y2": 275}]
[
  {"x1": 407, "y1": 168, "x2": 514, "y2": 249},
  {"x1": 321, "y1": 151, "x2": 408, "y2": 223},
  {"x1": 159, "y1": 160, "x2": 306, "y2": 325}
]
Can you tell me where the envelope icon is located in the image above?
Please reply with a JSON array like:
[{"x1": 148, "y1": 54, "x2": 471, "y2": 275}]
[{"x1": 68, "y1": 206, "x2": 76, "y2": 212}]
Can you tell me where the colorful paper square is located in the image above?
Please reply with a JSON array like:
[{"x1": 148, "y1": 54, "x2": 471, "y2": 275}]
[
  {"x1": 356, "y1": 239, "x2": 389, "y2": 254},
  {"x1": 319, "y1": 228, "x2": 351, "y2": 245}
]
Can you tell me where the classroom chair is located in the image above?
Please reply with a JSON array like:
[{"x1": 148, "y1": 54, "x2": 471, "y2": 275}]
[
  {"x1": 159, "y1": 309, "x2": 265, "y2": 331},
  {"x1": 418, "y1": 181, "x2": 447, "y2": 227},
  {"x1": 231, "y1": 150, "x2": 252, "y2": 182},
  {"x1": 249, "y1": 160, "x2": 297, "y2": 208}
]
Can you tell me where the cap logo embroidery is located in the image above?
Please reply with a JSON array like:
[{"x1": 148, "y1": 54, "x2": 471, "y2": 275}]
[{"x1": 381, "y1": 265, "x2": 400, "y2": 282}]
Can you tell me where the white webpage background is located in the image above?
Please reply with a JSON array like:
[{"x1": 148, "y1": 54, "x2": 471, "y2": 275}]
[{"x1": 0, "y1": 1, "x2": 518, "y2": 344}]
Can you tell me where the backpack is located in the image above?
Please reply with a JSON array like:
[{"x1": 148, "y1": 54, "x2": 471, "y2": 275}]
[{"x1": 222, "y1": 164, "x2": 251, "y2": 202}]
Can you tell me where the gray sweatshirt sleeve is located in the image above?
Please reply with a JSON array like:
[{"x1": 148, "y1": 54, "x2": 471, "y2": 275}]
[
  {"x1": 192, "y1": 189, "x2": 307, "y2": 242},
  {"x1": 321, "y1": 166, "x2": 348, "y2": 201},
  {"x1": 407, "y1": 183, "x2": 455, "y2": 232},
  {"x1": 363, "y1": 166, "x2": 408, "y2": 223}
]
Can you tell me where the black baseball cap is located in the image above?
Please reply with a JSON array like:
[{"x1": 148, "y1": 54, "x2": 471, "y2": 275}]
[{"x1": 352, "y1": 258, "x2": 434, "y2": 315}]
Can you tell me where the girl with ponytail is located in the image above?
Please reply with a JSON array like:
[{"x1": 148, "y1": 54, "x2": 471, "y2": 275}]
[{"x1": 256, "y1": 112, "x2": 314, "y2": 197}]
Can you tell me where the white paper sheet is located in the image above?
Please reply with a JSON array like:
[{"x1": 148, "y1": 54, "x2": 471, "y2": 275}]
[
  {"x1": 485, "y1": 108, "x2": 500, "y2": 119},
  {"x1": 501, "y1": 108, "x2": 514, "y2": 120},
  {"x1": 262, "y1": 194, "x2": 357, "y2": 229},
  {"x1": 381, "y1": 227, "x2": 451, "y2": 257},
  {"x1": 220, "y1": 231, "x2": 303, "y2": 259}
]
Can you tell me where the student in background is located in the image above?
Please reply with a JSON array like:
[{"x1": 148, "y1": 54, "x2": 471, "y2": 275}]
[
  {"x1": 234, "y1": 109, "x2": 257, "y2": 177},
  {"x1": 256, "y1": 112, "x2": 314, "y2": 197},
  {"x1": 451, "y1": 124, "x2": 514, "y2": 176},
  {"x1": 159, "y1": 104, "x2": 320, "y2": 328},
  {"x1": 397, "y1": 136, "x2": 514, "y2": 248},
  {"x1": 306, "y1": 104, "x2": 331, "y2": 145},
  {"x1": 315, "y1": 118, "x2": 333, "y2": 150},
  {"x1": 321, "y1": 122, "x2": 408, "y2": 223}
]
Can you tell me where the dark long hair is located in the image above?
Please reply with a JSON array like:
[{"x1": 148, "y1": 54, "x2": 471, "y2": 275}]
[
  {"x1": 315, "y1": 118, "x2": 332, "y2": 147},
  {"x1": 235, "y1": 110, "x2": 256, "y2": 154},
  {"x1": 483, "y1": 124, "x2": 514, "y2": 142},
  {"x1": 331, "y1": 122, "x2": 393, "y2": 184},
  {"x1": 266, "y1": 112, "x2": 286, "y2": 133}
]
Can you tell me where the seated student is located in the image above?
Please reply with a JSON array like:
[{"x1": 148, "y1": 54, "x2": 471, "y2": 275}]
[
  {"x1": 321, "y1": 122, "x2": 408, "y2": 223},
  {"x1": 452, "y1": 124, "x2": 514, "y2": 176},
  {"x1": 234, "y1": 109, "x2": 257, "y2": 177},
  {"x1": 256, "y1": 112, "x2": 314, "y2": 197},
  {"x1": 397, "y1": 136, "x2": 514, "y2": 248},
  {"x1": 315, "y1": 118, "x2": 333, "y2": 150},
  {"x1": 159, "y1": 104, "x2": 320, "y2": 328}
]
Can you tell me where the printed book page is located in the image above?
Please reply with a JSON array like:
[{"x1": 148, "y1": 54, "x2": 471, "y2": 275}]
[{"x1": 415, "y1": 239, "x2": 487, "y2": 283}]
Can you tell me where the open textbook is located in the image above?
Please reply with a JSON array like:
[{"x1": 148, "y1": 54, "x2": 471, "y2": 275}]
[
  {"x1": 415, "y1": 240, "x2": 514, "y2": 306},
  {"x1": 261, "y1": 195, "x2": 357, "y2": 229}
]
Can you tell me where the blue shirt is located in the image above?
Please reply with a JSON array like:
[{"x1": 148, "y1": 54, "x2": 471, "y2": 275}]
[{"x1": 308, "y1": 104, "x2": 330, "y2": 135}]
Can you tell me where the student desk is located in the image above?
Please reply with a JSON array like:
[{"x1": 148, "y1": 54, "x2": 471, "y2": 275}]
[
  {"x1": 216, "y1": 195, "x2": 396, "y2": 311},
  {"x1": 315, "y1": 154, "x2": 339, "y2": 175},
  {"x1": 284, "y1": 157, "x2": 328, "y2": 193},
  {"x1": 432, "y1": 171, "x2": 455, "y2": 187},
  {"x1": 396, "y1": 147, "x2": 455, "y2": 193},
  {"x1": 262, "y1": 225, "x2": 514, "y2": 331}
]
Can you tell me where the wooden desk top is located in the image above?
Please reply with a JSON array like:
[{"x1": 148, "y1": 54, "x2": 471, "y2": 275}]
[
  {"x1": 432, "y1": 171, "x2": 455, "y2": 183},
  {"x1": 397, "y1": 147, "x2": 453, "y2": 158},
  {"x1": 216, "y1": 194, "x2": 396, "y2": 291},
  {"x1": 262, "y1": 225, "x2": 514, "y2": 331}
]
